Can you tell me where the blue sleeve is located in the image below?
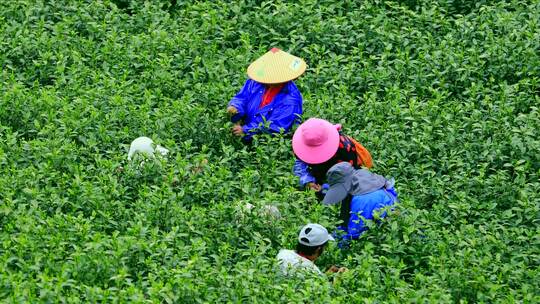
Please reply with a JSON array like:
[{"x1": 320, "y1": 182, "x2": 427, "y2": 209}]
[
  {"x1": 228, "y1": 80, "x2": 252, "y2": 123},
  {"x1": 242, "y1": 103, "x2": 301, "y2": 141},
  {"x1": 344, "y1": 196, "x2": 370, "y2": 240},
  {"x1": 345, "y1": 211, "x2": 367, "y2": 241},
  {"x1": 293, "y1": 159, "x2": 316, "y2": 187},
  {"x1": 241, "y1": 120, "x2": 262, "y2": 141}
]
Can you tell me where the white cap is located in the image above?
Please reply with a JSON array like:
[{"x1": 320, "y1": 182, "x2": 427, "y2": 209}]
[
  {"x1": 128, "y1": 136, "x2": 169, "y2": 160},
  {"x1": 298, "y1": 223, "x2": 334, "y2": 246}
]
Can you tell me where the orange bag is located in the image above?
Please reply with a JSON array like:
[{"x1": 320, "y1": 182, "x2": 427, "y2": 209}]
[{"x1": 349, "y1": 137, "x2": 373, "y2": 169}]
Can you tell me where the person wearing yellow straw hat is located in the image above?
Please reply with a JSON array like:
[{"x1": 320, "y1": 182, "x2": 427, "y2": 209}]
[{"x1": 227, "y1": 48, "x2": 306, "y2": 143}]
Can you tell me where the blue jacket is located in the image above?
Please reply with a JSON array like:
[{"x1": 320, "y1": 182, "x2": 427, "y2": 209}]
[
  {"x1": 228, "y1": 79, "x2": 303, "y2": 141},
  {"x1": 293, "y1": 159, "x2": 317, "y2": 186},
  {"x1": 339, "y1": 188, "x2": 398, "y2": 242}
]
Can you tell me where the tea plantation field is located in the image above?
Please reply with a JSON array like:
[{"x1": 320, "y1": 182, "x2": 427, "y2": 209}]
[{"x1": 1, "y1": 0, "x2": 539, "y2": 302}]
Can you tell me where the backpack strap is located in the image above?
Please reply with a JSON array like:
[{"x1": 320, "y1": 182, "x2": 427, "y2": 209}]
[{"x1": 349, "y1": 137, "x2": 373, "y2": 169}]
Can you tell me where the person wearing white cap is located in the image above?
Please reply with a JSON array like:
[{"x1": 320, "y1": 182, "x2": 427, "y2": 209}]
[
  {"x1": 127, "y1": 136, "x2": 169, "y2": 160},
  {"x1": 276, "y1": 223, "x2": 346, "y2": 276},
  {"x1": 323, "y1": 162, "x2": 398, "y2": 245},
  {"x1": 227, "y1": 47, "x2": 306, "y2": 143}
]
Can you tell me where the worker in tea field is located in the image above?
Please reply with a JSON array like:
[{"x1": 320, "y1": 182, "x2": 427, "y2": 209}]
[
  {"x1": 323, "y1": 162, "x2": 398, "y2": 245},
  {"x1": 227, "y1": 48, "x2": 306, "y2": 143},
  {"x1": 277, "y1": 223, "x2": 347, "y2": 276},
  {"x1": 292, "y1": 118, "x2": 372, "y2": 199}
]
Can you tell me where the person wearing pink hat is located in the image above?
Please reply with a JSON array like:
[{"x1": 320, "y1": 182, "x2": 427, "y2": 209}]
[{"x1": 292, "y1": 118, "x2": 373, "y2": 198}]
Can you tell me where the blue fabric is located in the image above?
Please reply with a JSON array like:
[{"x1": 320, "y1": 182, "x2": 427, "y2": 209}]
[
  {"x1": 321, "y1": 183, "x2": 329, "y2": 194},
  {"x1": 228, "y1": 79, "x2": 303, "y2": 142},
  {"x1": 293, "y1": 159, "x2": 316, "y2": 187},
  {"x1": 339, "y1": 188, "x2": 398, "y2": 243}
]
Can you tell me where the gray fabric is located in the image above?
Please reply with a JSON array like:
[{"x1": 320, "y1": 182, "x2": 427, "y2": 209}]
[
  {"x1": 322, "y1": 183, "x2": 349, "y2": 205},
  {"x1": 323, "y1": 162, "x2": 354, "y2": 205},
  {"x1": 326, "y1": 162, "x2": 354, "y2": 185},
  {"x1": 349, "y1": 169, "x2": 387, "y2": 195},
  {"x1": 323, "y1": 162, "x2": 390, "y2": 205}
]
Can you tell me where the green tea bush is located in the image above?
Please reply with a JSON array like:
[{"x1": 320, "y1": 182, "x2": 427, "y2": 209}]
[{"x1": 1, "y1": 0, "x2": 539, "y2": 302}]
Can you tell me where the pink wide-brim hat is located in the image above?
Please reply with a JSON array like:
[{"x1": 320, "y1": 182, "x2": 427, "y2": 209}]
[{"x1": 292, "y1": 118, "x2": 340, "y2": 164}]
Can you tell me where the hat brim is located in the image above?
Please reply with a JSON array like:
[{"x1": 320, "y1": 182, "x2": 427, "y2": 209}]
[
  {"x1": 247, "y1": 49, "x2": 307, "y2": 84},
  {"x1": 292, "y1": 121, "x2": 340, "y2": 164},
  {"x1": 322, "y1": 178, "x2": 352, "y2": 205},
  {"x1": 298, "y1": 232, "x2": 335, "y2": 246}
]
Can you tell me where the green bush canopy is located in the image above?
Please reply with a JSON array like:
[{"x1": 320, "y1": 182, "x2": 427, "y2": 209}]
[{"x1": 1, "y1": 0, "x2": 538, "y2": 302}]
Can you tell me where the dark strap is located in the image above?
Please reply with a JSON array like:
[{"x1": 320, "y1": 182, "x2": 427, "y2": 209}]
[{"x1": 339, "y1": 194, "x2": 353, "y2": 230}]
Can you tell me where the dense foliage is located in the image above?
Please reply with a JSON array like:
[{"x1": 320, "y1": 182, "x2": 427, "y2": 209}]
[{"x1": 1, "y1": 0, "x2": 539, "y2": 302}]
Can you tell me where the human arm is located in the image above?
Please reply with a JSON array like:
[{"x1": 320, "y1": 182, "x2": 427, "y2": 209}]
[
  {"x1": 232, "y1": 124, "x2": 244, "y2": 136},
  {"x1": 293, "y1": 159, "x2": 317, "y2": 188},
  {"x1": 326, "y1": 265, "x2": 348, "y2": 274},
  {"x1": 227, "y1": 106, "x2": 238, "y2": 115},
  {"x1": 228, "y1": 79, "x2": 253, "y2": 123},
  {"x1": 333, "y1": 215, "x2": 366, "y2": 249},
  {"x1": 241, "y1": 102, "x2": 302, "y2": 141},
  {"x1": 344, "y1": 211, "x2": 368, "y2": 241},
  {"x1": 343, "y1": 196, "x2": 371, "y2": 241}
]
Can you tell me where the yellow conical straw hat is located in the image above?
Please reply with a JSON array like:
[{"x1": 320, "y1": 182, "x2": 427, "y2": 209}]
[{"x1": 247, "y1": 48, "x2": 307, "y2": 84}]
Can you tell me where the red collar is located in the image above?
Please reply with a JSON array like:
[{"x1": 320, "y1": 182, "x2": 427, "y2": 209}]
[
  {"x1": 259, "y1": 83, "x2": 286, "y2": 108},
  {"x1": 297, "y1": 252, "x2": 311, "y2": 260}
]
